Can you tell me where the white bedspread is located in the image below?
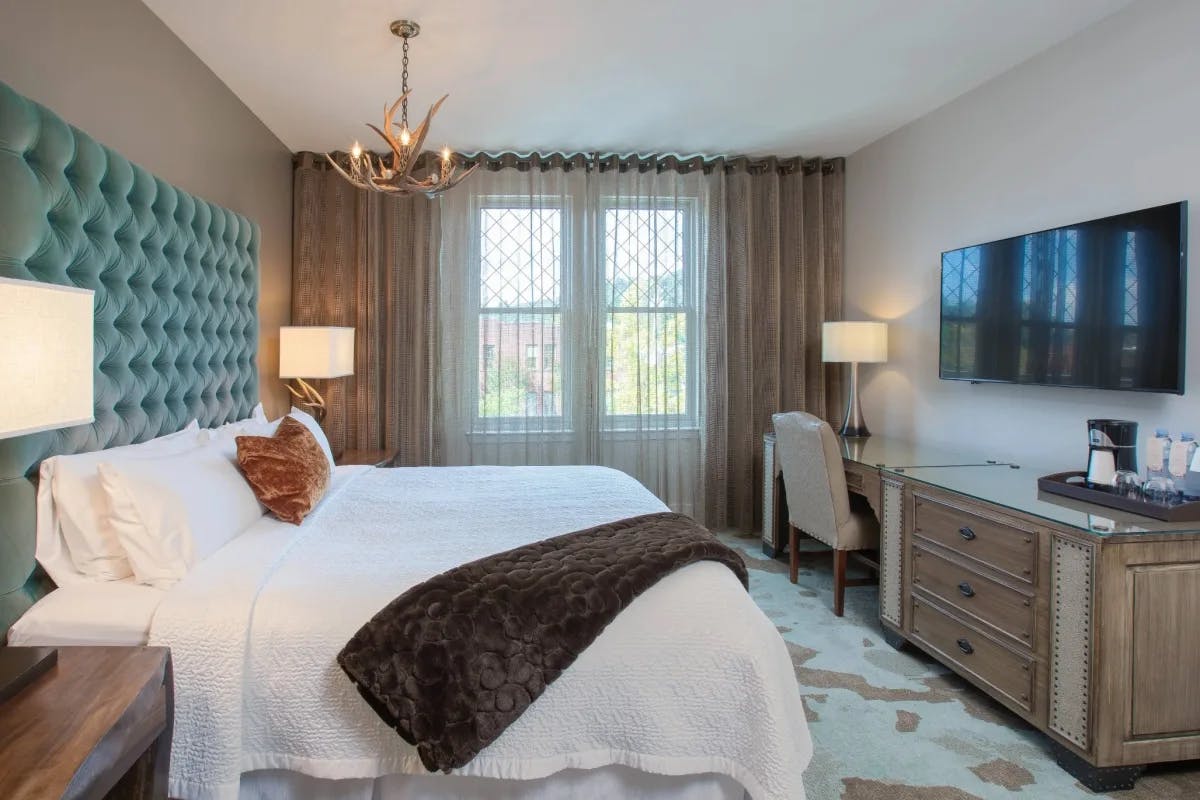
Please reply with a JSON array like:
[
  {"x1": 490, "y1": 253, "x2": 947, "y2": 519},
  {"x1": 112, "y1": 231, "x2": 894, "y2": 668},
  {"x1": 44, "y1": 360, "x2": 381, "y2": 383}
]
[{"x1": 149, "y1": 465, "x2": 810, "y2": 800}]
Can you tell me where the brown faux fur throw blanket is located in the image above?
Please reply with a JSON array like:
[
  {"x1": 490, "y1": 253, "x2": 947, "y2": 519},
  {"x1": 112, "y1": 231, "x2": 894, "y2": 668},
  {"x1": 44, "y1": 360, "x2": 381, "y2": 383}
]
[{"x1": 337, "y1": 511, "x2": 748, "y2": 772}]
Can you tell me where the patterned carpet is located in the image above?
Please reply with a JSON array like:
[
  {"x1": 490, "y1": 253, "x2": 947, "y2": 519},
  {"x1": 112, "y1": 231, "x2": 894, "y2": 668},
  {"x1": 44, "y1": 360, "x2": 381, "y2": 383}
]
[{"x1": 718, "y1": 533, "x2": 1200, "y2": 800}]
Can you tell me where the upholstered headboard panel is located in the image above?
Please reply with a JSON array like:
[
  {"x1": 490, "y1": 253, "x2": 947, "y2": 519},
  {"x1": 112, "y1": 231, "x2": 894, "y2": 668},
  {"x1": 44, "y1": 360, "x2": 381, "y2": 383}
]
[{"x1": 0, "y1": 80, "x2": 260, "y2": 636}]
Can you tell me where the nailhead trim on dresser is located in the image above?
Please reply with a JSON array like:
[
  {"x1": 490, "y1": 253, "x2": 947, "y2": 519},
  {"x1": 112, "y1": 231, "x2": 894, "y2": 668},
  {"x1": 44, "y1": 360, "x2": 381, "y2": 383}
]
[
  {"x1": 880, "y1": 477, "x2": 905, "y2": 627},
  {"x1": 1050, "y1": 535, "x2": 1095, "y2": 750}
]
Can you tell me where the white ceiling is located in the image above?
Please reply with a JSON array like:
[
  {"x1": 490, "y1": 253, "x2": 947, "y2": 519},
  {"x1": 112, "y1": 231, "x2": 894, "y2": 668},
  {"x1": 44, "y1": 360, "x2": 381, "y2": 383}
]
[{"x1": 141, "y1": 0, "x2": 1133, "y2": 157}]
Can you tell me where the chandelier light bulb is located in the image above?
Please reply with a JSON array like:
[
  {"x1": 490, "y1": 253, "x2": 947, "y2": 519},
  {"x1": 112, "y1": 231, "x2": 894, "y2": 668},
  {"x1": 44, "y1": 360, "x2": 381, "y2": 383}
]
[
  {"x1": 350, "y1": 141, "x2": 363, "y2": 159},
  {"x1": 399, "y1": 127, "x2": 411, "y2": 146},
  {"x1": 441, "y1": 146, "x2": 451, "y2": 161}
]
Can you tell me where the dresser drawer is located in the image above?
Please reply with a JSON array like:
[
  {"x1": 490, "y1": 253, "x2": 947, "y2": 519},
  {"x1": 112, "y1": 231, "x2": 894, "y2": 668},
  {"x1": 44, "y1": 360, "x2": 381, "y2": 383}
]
[
  {"x1": 912, "y1": 546, "x2": 1035, "y2": 648},
  {"x1": 913, "y1": 495, "x2": 1037, "y2": 583},
  {"x1": 911, "y1": 597, "x2": 1035, "y2": 713}
]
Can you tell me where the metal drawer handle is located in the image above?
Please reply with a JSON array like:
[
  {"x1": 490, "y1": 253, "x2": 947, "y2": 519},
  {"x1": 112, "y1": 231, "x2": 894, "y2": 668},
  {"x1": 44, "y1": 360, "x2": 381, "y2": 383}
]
[
  {"x1": 956, "y1": 638, "x2": 974, "y2": 655},
  {"x1": 958, "y1": 526, "x2": 976, "y2": 541},
  {"x1": 958, "y1": 581, "x2": 975, "y2": 598}
]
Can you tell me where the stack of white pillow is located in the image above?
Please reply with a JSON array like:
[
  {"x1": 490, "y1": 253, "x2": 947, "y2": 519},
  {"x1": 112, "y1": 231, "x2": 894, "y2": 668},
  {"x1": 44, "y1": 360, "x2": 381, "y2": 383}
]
[{"x1": 35, "y1": 405, "x2": 336, "y2": 591}]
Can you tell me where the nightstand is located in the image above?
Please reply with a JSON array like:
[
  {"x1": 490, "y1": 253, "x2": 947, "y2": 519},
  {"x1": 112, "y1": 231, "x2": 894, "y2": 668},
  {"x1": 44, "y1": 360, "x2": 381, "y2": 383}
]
[
  {"x1": 0, "y1": 646, "x2": 172, "y2": 799},
  {"x1": 336, "y1": 448, "x2": 399, "y2": 467}
]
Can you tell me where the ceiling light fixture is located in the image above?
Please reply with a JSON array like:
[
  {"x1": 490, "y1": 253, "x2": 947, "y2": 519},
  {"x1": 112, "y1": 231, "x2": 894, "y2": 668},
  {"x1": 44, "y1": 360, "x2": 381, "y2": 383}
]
[{"x1": 326, "y1": 20, "x2": 476, "y2": 197}]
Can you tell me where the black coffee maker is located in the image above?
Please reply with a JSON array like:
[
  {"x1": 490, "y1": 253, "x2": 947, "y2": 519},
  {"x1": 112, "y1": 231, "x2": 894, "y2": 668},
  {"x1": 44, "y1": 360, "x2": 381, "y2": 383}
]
[{"x1": 1086, "y1": 419, "x2": 1138, "y2": 487}]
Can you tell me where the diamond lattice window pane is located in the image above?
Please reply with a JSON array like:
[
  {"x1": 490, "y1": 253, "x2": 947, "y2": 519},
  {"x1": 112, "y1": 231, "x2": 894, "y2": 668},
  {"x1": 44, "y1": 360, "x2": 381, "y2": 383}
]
[
  {"x1": 480, "y1": 208, "x2": 561, "y2": 309},
  {"x1": 605, "y1": 209, "x2": 686, "y2": 308}
]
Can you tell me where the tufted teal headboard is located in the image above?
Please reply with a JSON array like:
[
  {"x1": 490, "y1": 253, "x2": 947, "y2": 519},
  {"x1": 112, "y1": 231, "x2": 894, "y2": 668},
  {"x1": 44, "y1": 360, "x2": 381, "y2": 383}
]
[{"x1": 0, "y1": 81, "x2": 260, "y2": 637}]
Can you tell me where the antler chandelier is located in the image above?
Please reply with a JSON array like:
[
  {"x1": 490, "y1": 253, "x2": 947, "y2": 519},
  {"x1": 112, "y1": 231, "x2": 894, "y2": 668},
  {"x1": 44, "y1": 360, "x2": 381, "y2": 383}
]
[{"x1": 326, "y1": 20, "x2": 476, "y2": 197}]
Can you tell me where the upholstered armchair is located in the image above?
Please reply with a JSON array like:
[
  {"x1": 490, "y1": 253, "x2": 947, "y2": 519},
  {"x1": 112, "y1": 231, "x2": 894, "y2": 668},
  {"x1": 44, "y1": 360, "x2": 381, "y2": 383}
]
[{"x1": 772, "y1": 411, "x2": 879, "y2": 616}]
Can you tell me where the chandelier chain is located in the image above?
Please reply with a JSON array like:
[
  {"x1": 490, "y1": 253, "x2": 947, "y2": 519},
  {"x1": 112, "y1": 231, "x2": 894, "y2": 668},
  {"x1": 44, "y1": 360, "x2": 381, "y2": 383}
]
[{"x1": 401, "y1": 35, "x2": 410, "y2": 130}]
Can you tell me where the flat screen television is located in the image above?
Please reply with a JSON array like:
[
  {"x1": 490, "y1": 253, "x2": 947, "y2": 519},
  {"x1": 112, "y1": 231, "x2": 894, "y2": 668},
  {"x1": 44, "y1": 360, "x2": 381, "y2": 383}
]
[{"x1": 940, "y1": 202, "x2": 1187, "y2": 394}]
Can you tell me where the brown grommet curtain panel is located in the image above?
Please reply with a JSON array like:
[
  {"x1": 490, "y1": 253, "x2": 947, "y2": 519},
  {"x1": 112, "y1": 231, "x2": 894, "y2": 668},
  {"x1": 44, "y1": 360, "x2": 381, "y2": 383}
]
[
  {"x1": 703, "y1": 158, "x2": 845, "y2": 533},
  {"x1": 291, "y1": 153, "x2": 439, "y2": 466}
]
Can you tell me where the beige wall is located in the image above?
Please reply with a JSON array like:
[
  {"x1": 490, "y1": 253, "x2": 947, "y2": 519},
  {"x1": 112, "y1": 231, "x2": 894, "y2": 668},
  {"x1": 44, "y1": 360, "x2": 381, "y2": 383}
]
[
  {"x1": 0, "y1": 0, "x2": 293, "y2": 417},
  {"x1": 844, "y1": 0, "x2": 1200, "y2": 469}
]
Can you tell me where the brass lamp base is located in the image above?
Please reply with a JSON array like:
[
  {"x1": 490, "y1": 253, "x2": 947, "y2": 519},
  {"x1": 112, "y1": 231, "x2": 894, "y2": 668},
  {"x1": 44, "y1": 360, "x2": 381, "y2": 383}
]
[{"x1": 285, "y1": 378, "x2": 327, "y2": 424}]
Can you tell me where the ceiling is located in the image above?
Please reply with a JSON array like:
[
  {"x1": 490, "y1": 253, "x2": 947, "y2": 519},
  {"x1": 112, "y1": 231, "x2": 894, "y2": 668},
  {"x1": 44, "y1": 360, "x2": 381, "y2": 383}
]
[{"x1": 141, "y1": 0, "x2": 1133, "y2": 157}]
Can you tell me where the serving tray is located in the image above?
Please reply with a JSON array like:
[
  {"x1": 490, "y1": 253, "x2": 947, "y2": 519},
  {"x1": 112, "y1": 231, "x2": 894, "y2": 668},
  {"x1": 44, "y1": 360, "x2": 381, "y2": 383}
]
[{"x1": 1038, "y1": 471, "x2": 1200, "y2": 522}]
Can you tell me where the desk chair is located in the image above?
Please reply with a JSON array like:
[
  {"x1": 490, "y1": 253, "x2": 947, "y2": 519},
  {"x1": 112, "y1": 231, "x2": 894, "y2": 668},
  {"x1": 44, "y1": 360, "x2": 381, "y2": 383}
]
[{"x1": 772, "y1": 411, "x2": 880, "y2": 616}]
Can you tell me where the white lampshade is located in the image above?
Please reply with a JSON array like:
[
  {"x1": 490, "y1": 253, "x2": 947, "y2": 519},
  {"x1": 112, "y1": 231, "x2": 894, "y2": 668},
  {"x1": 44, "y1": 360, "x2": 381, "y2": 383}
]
[
  {"x1": 279, "y1": 326, "x2": 355, "y2": 379},
  {"x1": 822, "y1": 321, "x2": 888, "y2": 364},
  {"x1": 0, "y1": 277, "x2": 94, "y2": 439}
]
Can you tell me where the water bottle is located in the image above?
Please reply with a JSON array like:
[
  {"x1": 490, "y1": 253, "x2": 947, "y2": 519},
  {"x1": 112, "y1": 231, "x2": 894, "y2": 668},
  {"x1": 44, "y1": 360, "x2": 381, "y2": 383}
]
[
  {"x1": 1169, "y1": 434, "x2": 1196, "y2": 498},
  {"x1": 1146, "y1": 428, "x2": 1173, "y2": 481},
  {"x1": 1185, "y1": 438, "x2": 1200, "y2": 500}
]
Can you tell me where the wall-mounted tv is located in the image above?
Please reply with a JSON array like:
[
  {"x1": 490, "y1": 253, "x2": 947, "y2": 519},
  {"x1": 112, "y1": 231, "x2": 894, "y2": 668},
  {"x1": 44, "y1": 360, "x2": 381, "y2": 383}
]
[{"x1": 940, "y1": 202, "x2": 1187, "y2": 394}]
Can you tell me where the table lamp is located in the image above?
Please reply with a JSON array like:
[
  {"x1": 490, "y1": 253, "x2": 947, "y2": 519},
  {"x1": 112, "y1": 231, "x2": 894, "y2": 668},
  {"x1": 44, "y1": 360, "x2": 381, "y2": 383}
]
[
  {"x1": 822, "y1": 320, "x2": 887, "y2": 438},
  {"x1": 279, "y1": 326, "x2": 355, "y2": 424},
  {"x1": 0, "y1": 277, "x2": 95, "y2": 703}
]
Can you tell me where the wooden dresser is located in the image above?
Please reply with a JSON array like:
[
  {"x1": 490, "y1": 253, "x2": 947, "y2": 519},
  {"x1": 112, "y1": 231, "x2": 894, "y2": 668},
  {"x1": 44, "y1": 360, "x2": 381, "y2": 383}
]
[{"x1": 764, "y1": 434, "x2": 1200, "y2": 791}]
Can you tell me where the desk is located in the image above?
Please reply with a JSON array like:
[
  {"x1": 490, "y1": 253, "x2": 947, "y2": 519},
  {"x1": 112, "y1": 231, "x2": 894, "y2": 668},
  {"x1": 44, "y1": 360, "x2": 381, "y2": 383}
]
[
  {"x1": 761, "y1": 432, "x2": 1008, "y2": 557},
  {"x1": 763, "y1": 430, "x2": 1200, "y2": 790}
]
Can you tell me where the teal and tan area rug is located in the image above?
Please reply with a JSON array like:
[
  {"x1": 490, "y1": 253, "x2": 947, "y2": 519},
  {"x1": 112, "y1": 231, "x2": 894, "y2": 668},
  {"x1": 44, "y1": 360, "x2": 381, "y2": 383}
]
[{"x1": 718, "y1": 534, "x2": 1200, "y2": 800}]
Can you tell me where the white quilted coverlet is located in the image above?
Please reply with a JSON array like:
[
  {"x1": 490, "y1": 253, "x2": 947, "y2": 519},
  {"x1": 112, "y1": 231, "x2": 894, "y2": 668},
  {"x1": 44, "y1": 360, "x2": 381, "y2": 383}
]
[{"x1": 149, "y1": 465, "x2": 810, "y2": 800}]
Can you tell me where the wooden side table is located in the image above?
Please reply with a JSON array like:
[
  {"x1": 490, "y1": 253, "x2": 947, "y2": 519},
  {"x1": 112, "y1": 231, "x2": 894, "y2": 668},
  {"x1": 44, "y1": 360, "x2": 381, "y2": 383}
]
[
  {"x1": 0, "y1": 646, "x2": 172, "y2": 799},
  {"x1": 335, "y1": 448, "x2": 399, "y2": 467}
]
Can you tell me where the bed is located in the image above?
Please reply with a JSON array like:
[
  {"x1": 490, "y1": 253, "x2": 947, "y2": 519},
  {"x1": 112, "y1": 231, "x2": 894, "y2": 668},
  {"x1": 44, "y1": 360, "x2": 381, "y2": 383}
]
[{"x1": 0, "y1": 80, "x2": 811, "y2": 800}]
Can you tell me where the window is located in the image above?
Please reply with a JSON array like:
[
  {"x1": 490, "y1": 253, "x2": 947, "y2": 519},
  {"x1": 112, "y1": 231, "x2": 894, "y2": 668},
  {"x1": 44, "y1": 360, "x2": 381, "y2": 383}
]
[
  {"x1": 475, "y1": 202, "x2": 563, "y2": 428},
  {"x1": 602, "y1": 204, "x2": 696, "y2": 428},
  {"x1": 471, "y1": 196, "x2": 699, "y2": 432}
]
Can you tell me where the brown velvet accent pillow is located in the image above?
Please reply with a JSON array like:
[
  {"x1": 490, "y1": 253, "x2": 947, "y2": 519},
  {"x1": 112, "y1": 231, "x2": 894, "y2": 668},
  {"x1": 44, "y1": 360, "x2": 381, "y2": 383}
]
[{"x1": 236, "y1": 416, "x2": 331, "y2": 524}]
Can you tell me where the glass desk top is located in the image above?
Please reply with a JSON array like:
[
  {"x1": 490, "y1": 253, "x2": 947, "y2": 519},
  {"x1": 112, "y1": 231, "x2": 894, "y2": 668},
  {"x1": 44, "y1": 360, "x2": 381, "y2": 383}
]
[
  {"x1": 887, "y1": 463, "x2": 1200, "y2": 537},
  {"x1": 835, "y1": 435, "x2": 1010, "y2": 470}
]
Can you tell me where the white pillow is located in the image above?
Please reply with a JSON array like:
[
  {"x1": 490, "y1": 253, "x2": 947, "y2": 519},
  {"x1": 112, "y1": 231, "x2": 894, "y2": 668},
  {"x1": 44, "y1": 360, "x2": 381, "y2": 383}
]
[
  {"x1": 288, "y1": 407, "x2": 336, "y2": 470},
  {"x1": 7, "y1": 580, "x2": 165, "y2": 647},
  {"x1": 39, "y1": 421, "x2": 201, "y2": 583},
  {"x1": 199, "y1": 403, "x2": 268, "y2": 440},
  {"x1": 98, "y1": 443, "x2": 266, "y2": 588},
  {"x1": 200, "y1": 417, "x2": 280, "y2": 457}
]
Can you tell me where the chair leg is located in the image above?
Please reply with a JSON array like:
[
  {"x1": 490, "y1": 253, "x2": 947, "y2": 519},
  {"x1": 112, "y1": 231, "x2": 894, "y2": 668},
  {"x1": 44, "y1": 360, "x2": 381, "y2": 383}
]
[
  {"x1": 788, "y1": 525, "x2": 799, "y2": 584},
  {"x1": 833, "y1": 550, "x2": 847, "y2": 617}
]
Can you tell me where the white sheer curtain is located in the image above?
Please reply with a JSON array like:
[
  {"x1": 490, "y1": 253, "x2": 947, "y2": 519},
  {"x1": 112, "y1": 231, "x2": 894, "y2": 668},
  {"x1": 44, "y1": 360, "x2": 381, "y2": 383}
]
[{"x1": 437, "y1": 157, "x2": 712, "y2": 518}]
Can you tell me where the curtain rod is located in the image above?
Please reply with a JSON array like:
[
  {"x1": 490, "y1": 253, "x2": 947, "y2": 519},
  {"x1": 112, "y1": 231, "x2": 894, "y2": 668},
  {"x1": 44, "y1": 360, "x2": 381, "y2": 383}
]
[{"x1": 295, "y1": 150, "x2": 844, "y2": 177}]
